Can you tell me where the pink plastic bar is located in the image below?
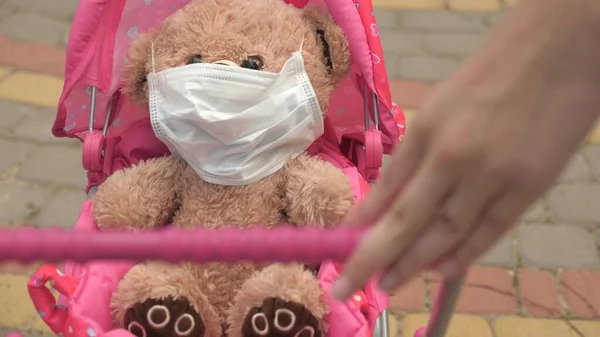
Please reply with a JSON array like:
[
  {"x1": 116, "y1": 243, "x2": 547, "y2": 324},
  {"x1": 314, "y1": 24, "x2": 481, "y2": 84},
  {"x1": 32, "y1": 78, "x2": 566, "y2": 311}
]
[{"x1": 0, "y1": 226, "x2": 367, "y2": 264}]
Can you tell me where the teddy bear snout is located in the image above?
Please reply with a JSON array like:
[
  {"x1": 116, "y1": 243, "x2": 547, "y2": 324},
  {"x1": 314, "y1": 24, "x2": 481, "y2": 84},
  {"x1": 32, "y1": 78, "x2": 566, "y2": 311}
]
[{"x1": 212, "y1": 60, "x2": 241, "y2": 67}]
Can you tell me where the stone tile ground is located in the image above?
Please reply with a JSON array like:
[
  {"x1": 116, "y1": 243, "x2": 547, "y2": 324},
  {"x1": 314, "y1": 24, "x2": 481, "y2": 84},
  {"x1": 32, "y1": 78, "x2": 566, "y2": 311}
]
[
  {"x1": 1, "y1": 0, "x2": 600, "y2": 335},
  {"x1": 376, "y1": 9, "x2": 499, "y2": 81}
]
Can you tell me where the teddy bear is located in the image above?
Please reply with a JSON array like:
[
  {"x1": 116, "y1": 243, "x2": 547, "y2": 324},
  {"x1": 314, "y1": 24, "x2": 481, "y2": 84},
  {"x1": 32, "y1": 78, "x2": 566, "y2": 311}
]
[{"x1": 91, "y1": 0, "x2": 355, "y2": 337}]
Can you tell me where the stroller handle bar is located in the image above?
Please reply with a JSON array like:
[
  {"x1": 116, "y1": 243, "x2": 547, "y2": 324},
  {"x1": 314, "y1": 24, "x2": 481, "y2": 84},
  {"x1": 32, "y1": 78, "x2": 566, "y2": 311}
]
[
  {"x1": 0, "y1": 225, "x2": 366, "y2": 263},
  {"x1": 0, "y1": 225, "x2": 465, "y2": 337}
]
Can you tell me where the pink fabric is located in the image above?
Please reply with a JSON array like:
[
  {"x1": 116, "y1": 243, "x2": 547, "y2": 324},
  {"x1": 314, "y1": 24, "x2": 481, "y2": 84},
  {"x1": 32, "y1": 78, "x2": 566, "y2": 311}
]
[{"x1": 28, "y1": 144, "x2": 388, "y2": 337}]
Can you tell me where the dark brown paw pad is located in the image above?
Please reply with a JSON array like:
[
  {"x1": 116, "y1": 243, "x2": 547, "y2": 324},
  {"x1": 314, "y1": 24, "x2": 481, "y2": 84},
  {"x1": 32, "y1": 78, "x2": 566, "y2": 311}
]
[
  {"x1": 242, "y1": 297, "x2": 322, "y2": 337},
  {"x1": 124, "y1": 297, "x2": 205, "y2": 337}
]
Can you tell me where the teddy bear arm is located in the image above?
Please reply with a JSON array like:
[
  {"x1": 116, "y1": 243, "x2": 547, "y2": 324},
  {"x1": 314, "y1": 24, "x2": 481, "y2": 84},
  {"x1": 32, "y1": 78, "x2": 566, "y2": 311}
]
[
  {"x1": 93, "y1": 156, "x2": 185, "y2": 231},
  {"x1": 283, "y1": 154, "x2": 354, "y2": 228}
]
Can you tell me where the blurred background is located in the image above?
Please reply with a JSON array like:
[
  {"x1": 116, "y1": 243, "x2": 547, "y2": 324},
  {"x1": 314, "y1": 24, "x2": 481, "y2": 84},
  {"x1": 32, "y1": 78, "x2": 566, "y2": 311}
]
[{"x1": 1, "y1": 0, "x2": 599, "y2": 336}]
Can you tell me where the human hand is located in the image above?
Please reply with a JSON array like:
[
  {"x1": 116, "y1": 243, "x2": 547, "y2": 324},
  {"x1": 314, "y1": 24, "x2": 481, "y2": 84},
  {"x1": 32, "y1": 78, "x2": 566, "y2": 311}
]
[{"x1": 333, "y1": 0, "x2": 600, "y2": 300}]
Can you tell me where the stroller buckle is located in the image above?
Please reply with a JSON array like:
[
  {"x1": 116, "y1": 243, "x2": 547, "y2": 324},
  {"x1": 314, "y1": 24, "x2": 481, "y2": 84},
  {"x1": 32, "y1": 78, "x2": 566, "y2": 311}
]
[
  {"x1": 340, "y1": 130, "x2": 383, "y2": 182},
  {"x1": 82, "y1": 87, "x2": 115, "y2": 194},
  {"x1": 82, "y1": 130, "x2": 106, "y2": 192}
]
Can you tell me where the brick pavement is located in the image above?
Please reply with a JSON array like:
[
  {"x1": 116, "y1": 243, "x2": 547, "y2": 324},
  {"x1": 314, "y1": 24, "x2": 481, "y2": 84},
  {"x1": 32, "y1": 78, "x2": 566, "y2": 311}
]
[{"x1": 1, "y1": 0, "x2": 600, "y2": 336}]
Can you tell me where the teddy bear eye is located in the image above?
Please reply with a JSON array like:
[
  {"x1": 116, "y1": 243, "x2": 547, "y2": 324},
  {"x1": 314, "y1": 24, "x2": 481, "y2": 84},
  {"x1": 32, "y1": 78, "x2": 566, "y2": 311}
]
[
  {"x1": 240, "y1": 56, "x2": 263, "y2": 70},
  {"x1": 187, "y1": 55, "x2": 203, "y2": 65}
]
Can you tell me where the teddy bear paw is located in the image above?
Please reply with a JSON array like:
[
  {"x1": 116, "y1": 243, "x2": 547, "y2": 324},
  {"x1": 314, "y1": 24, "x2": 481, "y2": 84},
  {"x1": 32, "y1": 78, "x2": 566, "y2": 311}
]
[
  {"x1": 241, "y1": 297, "x2": 322, "y2": 337},
  {"x1": 124, "y1": 296, "x2": 205, "y2": 337}
]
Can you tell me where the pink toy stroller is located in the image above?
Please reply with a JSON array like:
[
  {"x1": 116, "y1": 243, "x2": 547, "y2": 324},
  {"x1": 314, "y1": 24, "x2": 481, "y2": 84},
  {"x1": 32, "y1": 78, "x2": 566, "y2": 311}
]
[{"x1": 0, "y1": 0, "x2": 464, "y2": 336}]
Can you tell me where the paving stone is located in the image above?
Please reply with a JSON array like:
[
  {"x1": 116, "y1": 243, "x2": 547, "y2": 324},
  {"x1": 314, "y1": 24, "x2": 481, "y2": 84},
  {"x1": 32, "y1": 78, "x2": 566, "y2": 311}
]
[
  {"x1": 547, "y1": 184, "x2": 600, "y2": 225},
  {"x1": 477, "y1": 235, "x2": 515, "y2": 267},
  {"x1": 33, "y1": 189, "x2": 84, "y2": 229},
  {"x1": 505, "y1": 0, "x2": 522, "y2": 6},
  {"x1": 404, "y1": 314, "x2": 493, "y2": 337},
  {"x1": 424, "y1": 33, "x2": 484, "y2": 56},
  {"x1": 0, "y1": 66, "x2": 9, "y2": 78},
  {"x1": 0, "y1": 72, "x2": 63, "y2": 109},
  {"x1": 399, "y1": 56, "x2": 459, "y2": 82},
  {"x1": 493, "y1": 316, "x2": 600, "y2": 337},
  {"x1": 17, "y1": 146, "x2": 85, "y2": 189},
  {"x1": 0, "y1": 261, "x2": 41, "y2": 275},
  {"x1": 404, "y1": 109, "x2": 416, "y2": 126},
  {"x1": 399, "y1": 11, "x2": 486, "y2": 32},
  {"x1": 0, "y1": 274, "x2": 45, "y2": 331},
  {"x1": 586, "y1": 120, "x2": 600, "y2": 144},
  {"x1": 0, "y1": 182, "x2": 50, "y2": 225},
  {"x1": 486, "y1": 11, "x2": 506, "y2": 27},
  {"x1": 61, "y1": 25, "x2": 72, "y2": 47},
  {"x1": 373, "y1": 8, "x2": 401, "y2": 29},
  {"x1": 430, "y1": 267, "x2": 516, "y2": 314},
  {"x1": 520, "y1": 200, "x2": 551, "y2": 223},
  {"x1": 387, "y1": 314, "x2": 398, "y2": 337},
  {"x1": 380, "y1": 30, "x2": 424, "y2": 55},
  {"x1": 517, "y1": 224, "x2": 599, "y2": 269},
  {"x1": 2, "y1": 0, "x2": 79, "y2": 21},
  {"x1": 556, "y1": 153, "x2": 593, "y2": 183},
  {"x1": 448, "y1": 0, "x2": 501, "y2": 12},
  {"x1": 0, "y1": 139, "x2": 35, "y2": 172},
  {"x1": 381, "y1": 0, "x2": 445, "y2": 10},
  {"x1": 389, "y1": 274, "x2": 425, "y2": 311},
  {"x1": 0, "y1": 36, "x2": 66, "y2": 77},
  {"x1": 0, "y1": 5, "x2": 14, "y2": 19},
  {"x1": 582, "y1": 144, "x2": 600, "y2": 180},
  {"x1": 10, "y1": 107, "x2": 66, "y2": 144},
  {"x1": 0, "y1": 100, "x2": 37, "y2": 135},
  {"x1": 560, "y1": 270, "x2": 600, "y2": 319},
  {"x1": 0, "y1": 331, "x2": 53, "y2": 337},
  {"x1": 518, "y1": 269, "x2": 562, "y2": 317},
  {"x1": 383, "y1": 52, "x2": 401, "y2": 78},
  {"x1": 0, "y1": 12, "x2": 71, "y2": 46}
]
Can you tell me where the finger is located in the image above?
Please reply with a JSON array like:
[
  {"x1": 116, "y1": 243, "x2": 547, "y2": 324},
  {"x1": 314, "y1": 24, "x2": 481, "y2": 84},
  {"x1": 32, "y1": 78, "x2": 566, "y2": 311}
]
[
  {"x1": 378, "y1": 174, "x2": 501, "y2": 291},
  {"x1": 436, "y1": 190, "x2": 533, "y2": 279},
  {"x1": 343, "y1": 127, "x2": 426, "y2": 227},
  {"x1": 333, "y1": 157, "x2": 454, "y2": 300}
]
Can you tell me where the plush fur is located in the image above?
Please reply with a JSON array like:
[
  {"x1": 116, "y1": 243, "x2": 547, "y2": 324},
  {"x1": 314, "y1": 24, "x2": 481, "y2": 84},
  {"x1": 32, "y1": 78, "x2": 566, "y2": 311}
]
[{"x1": 92, "y1": 0, "x2": 354, "y2": 336}]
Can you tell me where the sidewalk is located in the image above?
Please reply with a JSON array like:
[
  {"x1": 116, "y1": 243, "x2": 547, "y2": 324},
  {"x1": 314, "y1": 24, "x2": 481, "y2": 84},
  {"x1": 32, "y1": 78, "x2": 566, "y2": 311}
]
[{"x1": 0, "y1": 0, "x2": 599, "y2": 336}]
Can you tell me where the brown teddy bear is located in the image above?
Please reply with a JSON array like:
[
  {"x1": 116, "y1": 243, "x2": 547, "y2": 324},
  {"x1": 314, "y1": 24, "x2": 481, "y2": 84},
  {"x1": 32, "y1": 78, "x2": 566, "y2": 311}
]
[{"x1": 92, "y1": 0, "x2": 355, "y2": 336}]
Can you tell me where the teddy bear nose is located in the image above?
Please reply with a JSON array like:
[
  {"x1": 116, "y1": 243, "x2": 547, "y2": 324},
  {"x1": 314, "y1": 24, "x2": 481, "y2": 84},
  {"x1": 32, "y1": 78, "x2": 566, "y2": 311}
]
[{"x1": 212, "y1": 60, "x2": 240, "y2": 67}]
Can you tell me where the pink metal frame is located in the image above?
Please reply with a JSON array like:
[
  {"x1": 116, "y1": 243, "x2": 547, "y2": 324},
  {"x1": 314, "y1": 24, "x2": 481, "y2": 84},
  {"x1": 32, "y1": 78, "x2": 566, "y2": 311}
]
[{"x1": 0, "y1": 226, "x2": 364, "y2": 264}]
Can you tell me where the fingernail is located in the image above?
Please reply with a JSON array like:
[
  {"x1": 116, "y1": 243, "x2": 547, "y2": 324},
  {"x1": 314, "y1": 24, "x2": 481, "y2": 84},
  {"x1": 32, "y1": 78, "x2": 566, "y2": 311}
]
[
  {"x1": 332, "y1": 276, "x2": 353, "y2": 300},
  {"x1": 436, "y1": 261, "x2": 456, "y2": 278},
  {"x1": 378, "y1": 273, "x2": 400, "y2": 292}
]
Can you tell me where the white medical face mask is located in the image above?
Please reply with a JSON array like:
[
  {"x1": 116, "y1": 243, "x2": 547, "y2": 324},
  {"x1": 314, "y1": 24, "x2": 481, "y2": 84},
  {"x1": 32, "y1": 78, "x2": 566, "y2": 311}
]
[{"x1": 147, "y1": 49, "x2": 324, "y2": 186}]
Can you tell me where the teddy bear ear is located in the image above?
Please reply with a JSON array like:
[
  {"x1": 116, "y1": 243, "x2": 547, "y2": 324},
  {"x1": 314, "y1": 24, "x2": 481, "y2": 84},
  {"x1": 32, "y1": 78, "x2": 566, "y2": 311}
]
[
  {"x1": 303, "y1": 3, "x2": 352, "y2": 84},
  {"x1": 122, "y1": 32, "x2": 154, "y2": 106}
]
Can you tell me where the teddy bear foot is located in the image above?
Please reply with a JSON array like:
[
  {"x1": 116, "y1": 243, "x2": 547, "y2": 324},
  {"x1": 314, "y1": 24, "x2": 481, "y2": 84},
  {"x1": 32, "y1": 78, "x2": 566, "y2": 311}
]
[
  {"x1": 124, "y1": 296, "x2": 206, "y2": 337},
  {"x1": 241, "y1": 297, "x2": 322, "y2": 337}
]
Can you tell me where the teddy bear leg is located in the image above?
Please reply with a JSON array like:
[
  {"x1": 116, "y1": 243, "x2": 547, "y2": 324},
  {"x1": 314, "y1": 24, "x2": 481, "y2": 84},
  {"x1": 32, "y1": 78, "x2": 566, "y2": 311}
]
[
  {"x1": 227, "y1": 264, "x2": 328, "y2": 337},
  {"x1": 284, "y1": 154, "x2": 355, "y2": 227},
  {"x1": 111, "y1": 262, "x2": 222, "y2": 337}
]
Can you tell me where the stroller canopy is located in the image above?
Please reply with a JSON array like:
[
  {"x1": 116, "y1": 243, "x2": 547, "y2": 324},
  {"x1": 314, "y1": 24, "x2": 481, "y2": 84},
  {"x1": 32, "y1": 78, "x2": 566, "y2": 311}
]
[{"x1": 50, "y1": 0, "x2": 405, "y2": 188}]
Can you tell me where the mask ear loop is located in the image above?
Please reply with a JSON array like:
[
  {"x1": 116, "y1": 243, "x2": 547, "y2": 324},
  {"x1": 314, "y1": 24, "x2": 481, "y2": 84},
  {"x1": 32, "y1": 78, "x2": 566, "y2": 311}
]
[{"x1": 151, "y1": 43, "x2": 156, "y2": 73}]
